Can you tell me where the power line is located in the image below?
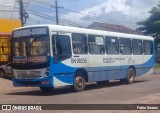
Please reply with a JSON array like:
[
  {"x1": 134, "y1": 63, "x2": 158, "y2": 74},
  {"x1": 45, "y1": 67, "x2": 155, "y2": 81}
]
[
  {"x1": 28, "y1": 12, "x2": 77, "y2": 27},
  {"x1": 60, "y1": 8, "x2": 138, "y2": 27},
  {"x1": 29, "y1": 0, "x2": 138, "y2": 27},
  {"x1": 27, "y1": 4, "x2": 84, "y2": 26},
  {"x1": 28, "y1": 10, "x2": 84, "y2": 27},
  {"x1": 32, "y1": 0, "x2": 55, "y2": 7},
  {"x1": 31, "y1": 0, "x2": 63, "y2": 25},
  {"x1": 10, "y1": 0, "x2": 18, "y2": 19},
  {"x1": 25, "y1": 0, "x2": 31, "y2": 10}
]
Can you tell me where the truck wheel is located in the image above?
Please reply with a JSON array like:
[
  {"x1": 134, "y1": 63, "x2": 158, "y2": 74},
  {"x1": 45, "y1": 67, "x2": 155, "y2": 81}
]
[
  {"x1": 73, "y1": 71, "x2": 86, "y2": 92},
  {"x1": 0, "y1": 70, "x2": 5, "y2": 78},
  {"x1": 40, "y1": 87, "x2": 53, "y2": 93}
]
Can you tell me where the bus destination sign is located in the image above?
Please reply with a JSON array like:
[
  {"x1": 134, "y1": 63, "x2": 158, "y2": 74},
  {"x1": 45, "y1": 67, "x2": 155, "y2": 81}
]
[{"x1": 13, "y1": 27, "x2": 48, "y2": 38}]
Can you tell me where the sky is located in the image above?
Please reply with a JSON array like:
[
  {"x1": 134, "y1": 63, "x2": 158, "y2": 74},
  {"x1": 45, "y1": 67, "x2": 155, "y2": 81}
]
[{"x1": 0, "y1": 0, "x2": 159, "y2": 29}]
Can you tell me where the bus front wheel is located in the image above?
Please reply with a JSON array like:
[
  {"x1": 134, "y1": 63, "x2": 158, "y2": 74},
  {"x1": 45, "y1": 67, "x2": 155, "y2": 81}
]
[
  {"x1": 73, "y1": 71, "x2": 86, "y2": 92},
  {"x1": 40, "y1": 87, "x2": 53, "y2": 93}
]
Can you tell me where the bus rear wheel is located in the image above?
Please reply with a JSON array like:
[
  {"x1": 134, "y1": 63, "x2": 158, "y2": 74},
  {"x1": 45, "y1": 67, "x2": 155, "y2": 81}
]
[
  {"x1": 121, "y1": 68, "x2": 135, "y2": 84},
  {"x1": 40, "y1": 87, "x2": 53, "y2": 93},
  {"x1": 73, "y1": 71, "x2": 86, "y2": 92},
  {"x1": 127, "y1": 68, "x2": 135, "y2": 84},
  {"x1": 0, "y1": 70, "x2": 5, "y2": 78}
]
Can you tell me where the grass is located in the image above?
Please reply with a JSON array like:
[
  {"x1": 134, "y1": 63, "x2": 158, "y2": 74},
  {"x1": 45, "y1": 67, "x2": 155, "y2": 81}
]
[{"x1": 155, "y1": 63, "x2": 160, "y2": 68}]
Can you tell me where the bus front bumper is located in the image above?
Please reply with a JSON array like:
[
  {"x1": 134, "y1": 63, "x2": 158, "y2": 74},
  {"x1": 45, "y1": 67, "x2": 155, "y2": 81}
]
[{"x1": 12, "y1": 76, "x2": 53, "y2": 87}]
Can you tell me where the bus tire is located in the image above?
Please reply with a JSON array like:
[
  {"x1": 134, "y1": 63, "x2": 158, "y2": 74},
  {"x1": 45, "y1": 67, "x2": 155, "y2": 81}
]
[
  {"x1": 0, "y1": 69, "x2": 5, "y2": 78},
  {"x1": 40, "y1": 87, "x2": 53, "y2": 93},
  {"x1": 73, "y1": 71, "x2": 86, "y2": 92},
  {"x1": 97, "y1": 80, "x2": 109, "y2": 85},
  {"x1": 126, "y1": 68, "x2": 135, "y2": 84}
]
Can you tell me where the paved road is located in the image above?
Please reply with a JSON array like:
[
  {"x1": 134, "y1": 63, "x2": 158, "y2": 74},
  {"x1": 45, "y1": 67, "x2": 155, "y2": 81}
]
[{"x1": 0, "y1": 72, "x2": 160, "y2": 113}]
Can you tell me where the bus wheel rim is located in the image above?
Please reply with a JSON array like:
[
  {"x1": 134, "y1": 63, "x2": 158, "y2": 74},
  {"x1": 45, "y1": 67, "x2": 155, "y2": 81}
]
[
  {"x1": 75, "y1": 77, "x2": 83, "y2": 88},
  {"x1": 128, "y1": 70, "x2": 134, "y2": 81}
]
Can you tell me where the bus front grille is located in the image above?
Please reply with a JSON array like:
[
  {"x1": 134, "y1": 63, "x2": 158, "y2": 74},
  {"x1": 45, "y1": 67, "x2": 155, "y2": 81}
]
[{"x1": 16, "y1": 71, "x2": 42, "y2": 79}]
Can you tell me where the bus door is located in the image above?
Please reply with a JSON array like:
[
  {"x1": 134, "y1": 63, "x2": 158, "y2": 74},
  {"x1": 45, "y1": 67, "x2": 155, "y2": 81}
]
[
  {"x1": 88, "y1": 35, "x2": 105, "y2": 82},
  {"x1": 105, "y1": 36, "x2": 121, "y2": 80},
  {"x1": 51, "y1": 32, "x2": 73, "y2": 86}
]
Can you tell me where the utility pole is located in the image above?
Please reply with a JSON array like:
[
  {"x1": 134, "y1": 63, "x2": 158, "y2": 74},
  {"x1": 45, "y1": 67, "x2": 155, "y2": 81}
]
[
  {"x1": 55, "y1": 0, "x2": 59, "y2": 25},
  {"x1": 19, "y1": 0, "x2": 24, "y2": 26},
  {"x1": 51, "y1": 0, "x2": 63, "y2": 25}
]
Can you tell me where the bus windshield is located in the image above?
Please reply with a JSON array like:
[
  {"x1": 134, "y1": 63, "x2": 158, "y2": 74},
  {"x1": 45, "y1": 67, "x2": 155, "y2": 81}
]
[{"x1": 12, "y1": 36, "x2": 50, "y2": 64}]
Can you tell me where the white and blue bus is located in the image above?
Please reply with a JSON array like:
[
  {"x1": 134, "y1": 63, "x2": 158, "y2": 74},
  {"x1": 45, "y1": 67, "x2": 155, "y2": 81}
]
[{"x1": 11, "y1": 25, "x2": 155, "y2": 92}]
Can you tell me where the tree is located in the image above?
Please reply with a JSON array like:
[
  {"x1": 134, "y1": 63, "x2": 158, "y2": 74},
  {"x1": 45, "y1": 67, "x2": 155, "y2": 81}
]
[
  {"x1": 137, "y1": 2, "x2": 160, "y2": 61},
  {"x1": 137, "y1": 2, "x2": 160, "y2": 37}
]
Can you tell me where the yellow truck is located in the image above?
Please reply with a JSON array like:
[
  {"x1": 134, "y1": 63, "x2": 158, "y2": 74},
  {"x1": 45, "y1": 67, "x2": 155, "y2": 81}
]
[{"x1": 0, "y1": 19, "x2": 21, "y2": 77}]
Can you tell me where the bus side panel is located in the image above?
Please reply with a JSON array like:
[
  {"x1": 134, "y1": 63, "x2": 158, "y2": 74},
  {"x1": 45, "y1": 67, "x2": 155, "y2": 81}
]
[
  {"x1": 133, "y1": 55, "x2": 144, "y2": 77},
  {"x1": 88, "y1": 55, "x2": 123, "y2": 82},
  {"x1": 52, "y1": 57, "x2": 89, "y2": 86},
  {"x1": 88, "y1": 55, "x2": 104, "y2": 82},
  {"x1": 106, "y1": 55, "x2": 121, "y2": 80},
  {"x1": 143, "y1": 41, "x2": 155, "y2": 76},
  {"x1": 143, "y1": 55, "x2": 155, "y2": 75},
  {"x1": 52, "y1": 60, "x2": 76, "y2": 86}
]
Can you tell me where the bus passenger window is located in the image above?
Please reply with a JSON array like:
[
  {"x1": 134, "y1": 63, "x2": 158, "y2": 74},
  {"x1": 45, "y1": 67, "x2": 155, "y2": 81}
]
[
  {"x1": 105, "y1": 37, "x2": 119, "y2": 54},
  {"x1": 119, "y1": 38, "x2": 132, "y2": 55},
  {"x1": 72, "y1": 33, "x2": 88, "y2": 54},
  {"x1": 88, "y1": 35, "x2": 105, "y2": 54},
  {"x1": 132, "y1": 39, "x2": 143, "y2": 55},
  {"x1": 55, "y1": 35, "x2": 72, "y2": 61},
  {"x1": 143, "y1": 40, "x2": 153, "y2": 55}
]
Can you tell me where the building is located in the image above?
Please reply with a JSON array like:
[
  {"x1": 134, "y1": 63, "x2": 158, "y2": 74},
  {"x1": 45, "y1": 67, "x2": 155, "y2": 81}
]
[
  {"x1": 0, "y1": 18, "x2": 21, "y2": 77},
  {"x1": 0, "y1": 18, "x2": 21, "y2": 65},
  {"x1": 0, "y1": 18, "x2": 21, "y2": 33},
  {"x1": 87, "y1": 22, "x2": 142, "y2": 35}
]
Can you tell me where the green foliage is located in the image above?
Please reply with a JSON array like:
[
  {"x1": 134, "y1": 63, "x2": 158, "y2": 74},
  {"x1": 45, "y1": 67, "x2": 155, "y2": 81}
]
[
  {"x1": 137, "y1": 2, "x2": 160, "y2": 37},
  {"x1": 137, "y1": 2, "x2": 160, "y2": 52}
]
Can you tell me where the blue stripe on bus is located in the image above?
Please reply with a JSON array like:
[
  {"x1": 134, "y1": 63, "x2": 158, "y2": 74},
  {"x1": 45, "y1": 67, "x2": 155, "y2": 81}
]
[
  {"x1": 53, "y1": 56, "x2": 155, "y2": 84},
  {"x1": 12, "y1": 76, "x2": 53, "y2": 87},
  {"x1": 13, "y1": 56, "x2": 155, "y2": 87}
]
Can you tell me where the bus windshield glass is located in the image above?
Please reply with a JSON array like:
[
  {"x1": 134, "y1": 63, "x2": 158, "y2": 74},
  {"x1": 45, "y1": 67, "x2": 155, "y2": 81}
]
[{"x1": 12, "y1": 36, "x2": 49, "y2": 64}]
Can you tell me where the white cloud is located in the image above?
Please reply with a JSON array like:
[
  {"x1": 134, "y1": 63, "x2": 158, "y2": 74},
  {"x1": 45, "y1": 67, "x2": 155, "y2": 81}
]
[
  {"x1": 62, "y1": 0, "x2": 159, "y2": 29},
  {"x1": 0, "y1": 0, "x2": 159, "y2": 29}
]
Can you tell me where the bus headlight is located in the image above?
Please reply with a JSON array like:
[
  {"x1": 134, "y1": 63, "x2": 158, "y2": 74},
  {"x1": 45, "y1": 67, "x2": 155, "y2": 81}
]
[{"x1": 45, "y1": 71, "x2": 49, "y2": 77}]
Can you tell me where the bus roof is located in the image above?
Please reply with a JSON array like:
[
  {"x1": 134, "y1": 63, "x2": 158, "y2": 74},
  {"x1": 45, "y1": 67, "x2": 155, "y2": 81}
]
[{"x1": 13, "y1": 24, "x2": 154, "y2": 40}]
